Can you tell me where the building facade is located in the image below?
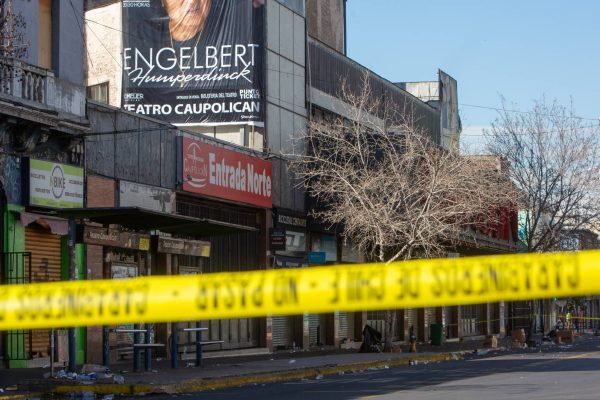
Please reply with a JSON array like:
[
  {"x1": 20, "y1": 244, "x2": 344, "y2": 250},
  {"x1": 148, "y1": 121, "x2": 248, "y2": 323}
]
[
  {"x1": 1, "y1": 0, "x2": 88, "y2": 368},
  {"x1": 0, "y1": 0, "x2": 520, "y2": 368}
]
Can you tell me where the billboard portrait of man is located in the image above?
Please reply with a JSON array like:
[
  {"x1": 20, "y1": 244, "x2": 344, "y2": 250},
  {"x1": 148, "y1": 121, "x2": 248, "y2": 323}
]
[{"x1": 122, "y1": 0, "x2": 264, "y2": 126}]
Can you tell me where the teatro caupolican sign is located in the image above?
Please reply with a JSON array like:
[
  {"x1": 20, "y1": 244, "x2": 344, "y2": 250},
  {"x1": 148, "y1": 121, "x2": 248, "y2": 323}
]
[{"x1": 122, "y1": 0, "x2": 264, "y2": 126}]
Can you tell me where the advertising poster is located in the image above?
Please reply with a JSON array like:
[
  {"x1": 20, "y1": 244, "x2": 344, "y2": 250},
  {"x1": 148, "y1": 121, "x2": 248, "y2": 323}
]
[{"x1": 122, "y1": 0, "x2": 264, "y2": 126}]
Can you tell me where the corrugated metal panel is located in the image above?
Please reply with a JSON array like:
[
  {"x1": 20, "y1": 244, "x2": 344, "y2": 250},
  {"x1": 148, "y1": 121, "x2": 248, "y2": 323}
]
[
  {"x1": 308, "y1": 314, "x2": 320, "y2": 346},
  {"x1": 426, "y1": 308, "x2": 437, "y2": 325},
  {"x1": 25, "y1": 228, "x2": 61, "y2": 357},
  {"x1": 308, "y1": 39, "x2": 441, "y2": 144},
  {"x1": 338, "y1": 312, "x2": 355, "y2": 341},
  {"x1": 338, "y1": 312, "x2": 348, "y2": 341},
  {"x1": 272, "y1": 316, "x2": 291, "y2": 348}
]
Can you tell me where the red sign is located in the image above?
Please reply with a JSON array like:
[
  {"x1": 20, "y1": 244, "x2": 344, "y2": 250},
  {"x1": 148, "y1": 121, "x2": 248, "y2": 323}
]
[{"x1": 182, "y1": 137, "x2": 272, "y2": 208}]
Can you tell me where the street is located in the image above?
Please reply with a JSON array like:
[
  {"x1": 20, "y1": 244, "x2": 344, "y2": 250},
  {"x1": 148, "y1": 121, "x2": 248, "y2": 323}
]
[{"x1": 147, "y1": 341, "x2": 600, "y2": 400}]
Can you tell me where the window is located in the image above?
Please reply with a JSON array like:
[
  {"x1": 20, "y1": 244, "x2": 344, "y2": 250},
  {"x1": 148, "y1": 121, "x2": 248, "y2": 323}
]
[{"x1": 87, "y1": 82, "x2": 109, "y2": 104}]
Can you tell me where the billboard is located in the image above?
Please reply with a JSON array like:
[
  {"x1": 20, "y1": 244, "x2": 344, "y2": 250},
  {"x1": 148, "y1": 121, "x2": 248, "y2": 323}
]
[
  {"x1": 181, "y1": 136, "x2": 272, "y2": 208},
  {"x1": 26, "y1": 159, "x2": 84, "y2": 208},
  {"x1": 119, "y1": 180, "x2": 174, "y2": 213},
  {"x1": 439, "y1": 69, "x2": 461, "y2": 150},
  {"x1": 122, "y1": 0, "x2": 264, "y2": 126}
]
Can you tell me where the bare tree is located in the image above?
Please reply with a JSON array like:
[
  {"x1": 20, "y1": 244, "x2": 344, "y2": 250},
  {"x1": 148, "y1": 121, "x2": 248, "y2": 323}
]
[
  {"x1": 0, "y1": 0, "x2": 28, "y2": 59},
  {"x1": 290, "y1": 74, "x2": 514, "y2": 350},
  {"x1": 485, "y1": 99, "x2": 600, "y2": 253}
]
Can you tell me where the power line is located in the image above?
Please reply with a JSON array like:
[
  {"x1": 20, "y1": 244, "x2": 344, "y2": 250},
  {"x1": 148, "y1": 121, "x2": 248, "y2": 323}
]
[
  {"x1": 459, "y1": 103, "x2": 599, "y2": 122},
  {"x1": 86, "y1": 19, "x2": 122, "y2": 68},
  {"x1": 82, "y1": 17, "x2": 600, "y2": 132},
  {"x1": 70, "y1": 0, "x2": 95, "y2": 73}
]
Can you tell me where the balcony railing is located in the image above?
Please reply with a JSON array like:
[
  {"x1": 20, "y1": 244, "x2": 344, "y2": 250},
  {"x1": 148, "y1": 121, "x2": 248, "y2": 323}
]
[{"x1": 0, "y1": 57, "x2": 86, "y2": 119}]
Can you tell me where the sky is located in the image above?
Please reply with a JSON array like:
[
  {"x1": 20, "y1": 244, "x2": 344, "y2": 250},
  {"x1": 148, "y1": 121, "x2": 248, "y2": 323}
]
[{"x1": 345, "y1": 0, "x2": 600, "y2": 153}]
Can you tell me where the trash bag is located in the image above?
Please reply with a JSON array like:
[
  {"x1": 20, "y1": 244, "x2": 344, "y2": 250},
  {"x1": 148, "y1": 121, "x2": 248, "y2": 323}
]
[{"x1": 359, "y1": 324, "x2": 383, "y2": 353}]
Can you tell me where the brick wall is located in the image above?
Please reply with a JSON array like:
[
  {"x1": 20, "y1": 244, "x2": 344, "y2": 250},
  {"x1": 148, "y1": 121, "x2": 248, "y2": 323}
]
[{"x1": 87, "y1": 175, "x2": 116, "y2": 207}]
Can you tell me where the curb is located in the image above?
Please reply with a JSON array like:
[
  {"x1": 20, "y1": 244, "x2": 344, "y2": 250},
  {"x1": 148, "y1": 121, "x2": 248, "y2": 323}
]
[
  {"x1": 0, "y1": 394, "x2": 42, "y2": 400},
  {"x1": 51, "y1": 351, "x2": 467, "y2": 395}
]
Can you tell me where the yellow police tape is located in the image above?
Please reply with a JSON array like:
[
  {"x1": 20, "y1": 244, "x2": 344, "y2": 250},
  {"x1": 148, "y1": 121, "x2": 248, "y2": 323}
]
[{"x1": 0, "y1": 250, "x2": 598, "y2": 330}]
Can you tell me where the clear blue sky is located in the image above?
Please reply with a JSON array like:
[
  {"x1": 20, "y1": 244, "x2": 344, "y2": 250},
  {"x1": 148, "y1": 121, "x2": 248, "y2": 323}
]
[{"x1": 346, "y1": 0, "x2": 600, "y2": 152}]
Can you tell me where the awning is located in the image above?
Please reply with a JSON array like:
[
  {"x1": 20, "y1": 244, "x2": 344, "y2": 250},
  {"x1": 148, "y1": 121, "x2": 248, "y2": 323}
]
[
  {"x1": 52, "y1": 207, "x2": 257, "y2": 235},
  {"x1": 20, "y1": 212, "x2": 69, "y2": 235}
]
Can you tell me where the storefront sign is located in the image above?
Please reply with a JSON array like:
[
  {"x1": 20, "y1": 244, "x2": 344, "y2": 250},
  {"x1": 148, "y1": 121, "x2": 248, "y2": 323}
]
[
  {"x1": 285, "y1": 230, "x2": 306, "y2": 252},
  {"x1": 274, "y1": 255, "x2": 308, "y2": 268},
  {"x1": 83, "y1": 227, "x2": 150, "y2": 251},
  {"x1": 308, "y1": 251, "x2": 326, "y2": 264},
  {"x1": 156, "y1": 237, "x2": 210, "y2": 257},
  {"x1": 119, "y1": 180, "x2": 174, "y2": 213},
  {"x1": 121, "y1": 0, "x2": 264, "y2": 126},
  {"x1": 182, "y1": 136, "x2": 272, "y2": 208},
  {"x1": 275, "y1": 212, "x2": 307, "y2": 229},
  {"x1": 27, "y1": 159, "x2": 84, "y2": 208},
  {"x1": 273, "y1": 209, "x2": 307, "y2": 253},
  {"x1": 270, "y1": 228, "x2": 286, "y2": 251}
]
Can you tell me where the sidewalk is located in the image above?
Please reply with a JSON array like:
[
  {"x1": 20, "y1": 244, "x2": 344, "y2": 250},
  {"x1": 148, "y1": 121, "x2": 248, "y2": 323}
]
[{"x1": 1, "y1": 338, "x2": 510, "y2": 397}]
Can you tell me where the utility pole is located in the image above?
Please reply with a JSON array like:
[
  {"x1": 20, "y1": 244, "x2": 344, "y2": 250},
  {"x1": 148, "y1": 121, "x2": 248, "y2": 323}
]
[{"x1": 67, "y1": 219, "x2": 77, "y2": 372}]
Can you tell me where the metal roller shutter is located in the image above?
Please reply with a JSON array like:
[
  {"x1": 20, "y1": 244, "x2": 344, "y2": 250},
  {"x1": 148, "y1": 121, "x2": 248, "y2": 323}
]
[
  {"x1": 272, "y1": 316, "x2": 291, "y2": 348},
  {"x1": 406, "y1": 308, "x2": 418, "y2": 339},
  {"x1": 25, "y1": 227, "x2": 62, "y2": 358},
  {"x1": 308, "y1": 314, "x2": 320, "y2": 346},
  {"x1": 338, "y1": 312, "x2": 354, "y2": 341},
  {"x1": 338, "y1": 312, "x2": 348, "y2": 341}
]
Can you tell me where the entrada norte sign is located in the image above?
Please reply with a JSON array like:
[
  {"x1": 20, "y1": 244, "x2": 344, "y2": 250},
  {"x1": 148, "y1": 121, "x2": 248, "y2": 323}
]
[{"x1": 181, "y1": 136, "x2": 272, "y2": 208}]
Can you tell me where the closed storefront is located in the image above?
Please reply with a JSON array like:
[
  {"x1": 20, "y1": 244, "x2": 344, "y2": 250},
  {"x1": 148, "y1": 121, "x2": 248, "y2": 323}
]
[
  {"x1": 405, "y1": 308, "x2": 418, "y2": 340},
  {"x1": 271, "y1": 210, "x2": 308, "y2": 350},
  {"x1": 176, "y1": 194, "x2": 264, "y2": 351},
  {"x1": 460, "y1": 304, "x2": 484, "y2": 336},
  {"x1": 25, "y1": 226, "x2": 62, "y2": 359},
  {"x1": 2, "y1": 158, "x2": 85, "y2": 368},
  {"x1": 338, "y1": 311, "x2": 355, "y2": 342},
  {"x1": 81, "y1": 225, "x2": 151, "y2": 362}
]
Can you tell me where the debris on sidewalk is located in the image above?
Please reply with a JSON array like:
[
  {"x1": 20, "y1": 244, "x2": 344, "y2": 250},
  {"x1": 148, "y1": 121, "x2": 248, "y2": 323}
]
[
  {"x1": 483, "y1": 335, "x2": 498, "y2": 348},
  {"x1": 81, "y1": 364, "x2": 107, "y2": 374},
  {"x1": 113, "y1": 375, "x2": 125, "y2": 384},
  {"x1": 289, "y1": 359, "x2": 296, "y2": 364},
  {"x1": 315, "y1": 374, "x2": 324, "y2": 380},
  {"x1": 77, "y1": 373, "x2": 99, "y2": 382}
]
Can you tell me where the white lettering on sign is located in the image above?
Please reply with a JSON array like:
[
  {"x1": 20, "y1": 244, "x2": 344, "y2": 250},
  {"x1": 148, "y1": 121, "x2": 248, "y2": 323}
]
[
  {"x1": 183, "y1": 137, "x2": 272, "y2": 208},
  {"x1": 208, "y1": 153, "x2": 271, "y2": 198}
]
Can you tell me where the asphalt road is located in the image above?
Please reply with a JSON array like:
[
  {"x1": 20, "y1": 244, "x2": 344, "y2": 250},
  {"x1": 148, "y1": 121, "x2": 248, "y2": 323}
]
[{"x1": 151, "y1": 339, "x2": 600, "y2": 400}]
